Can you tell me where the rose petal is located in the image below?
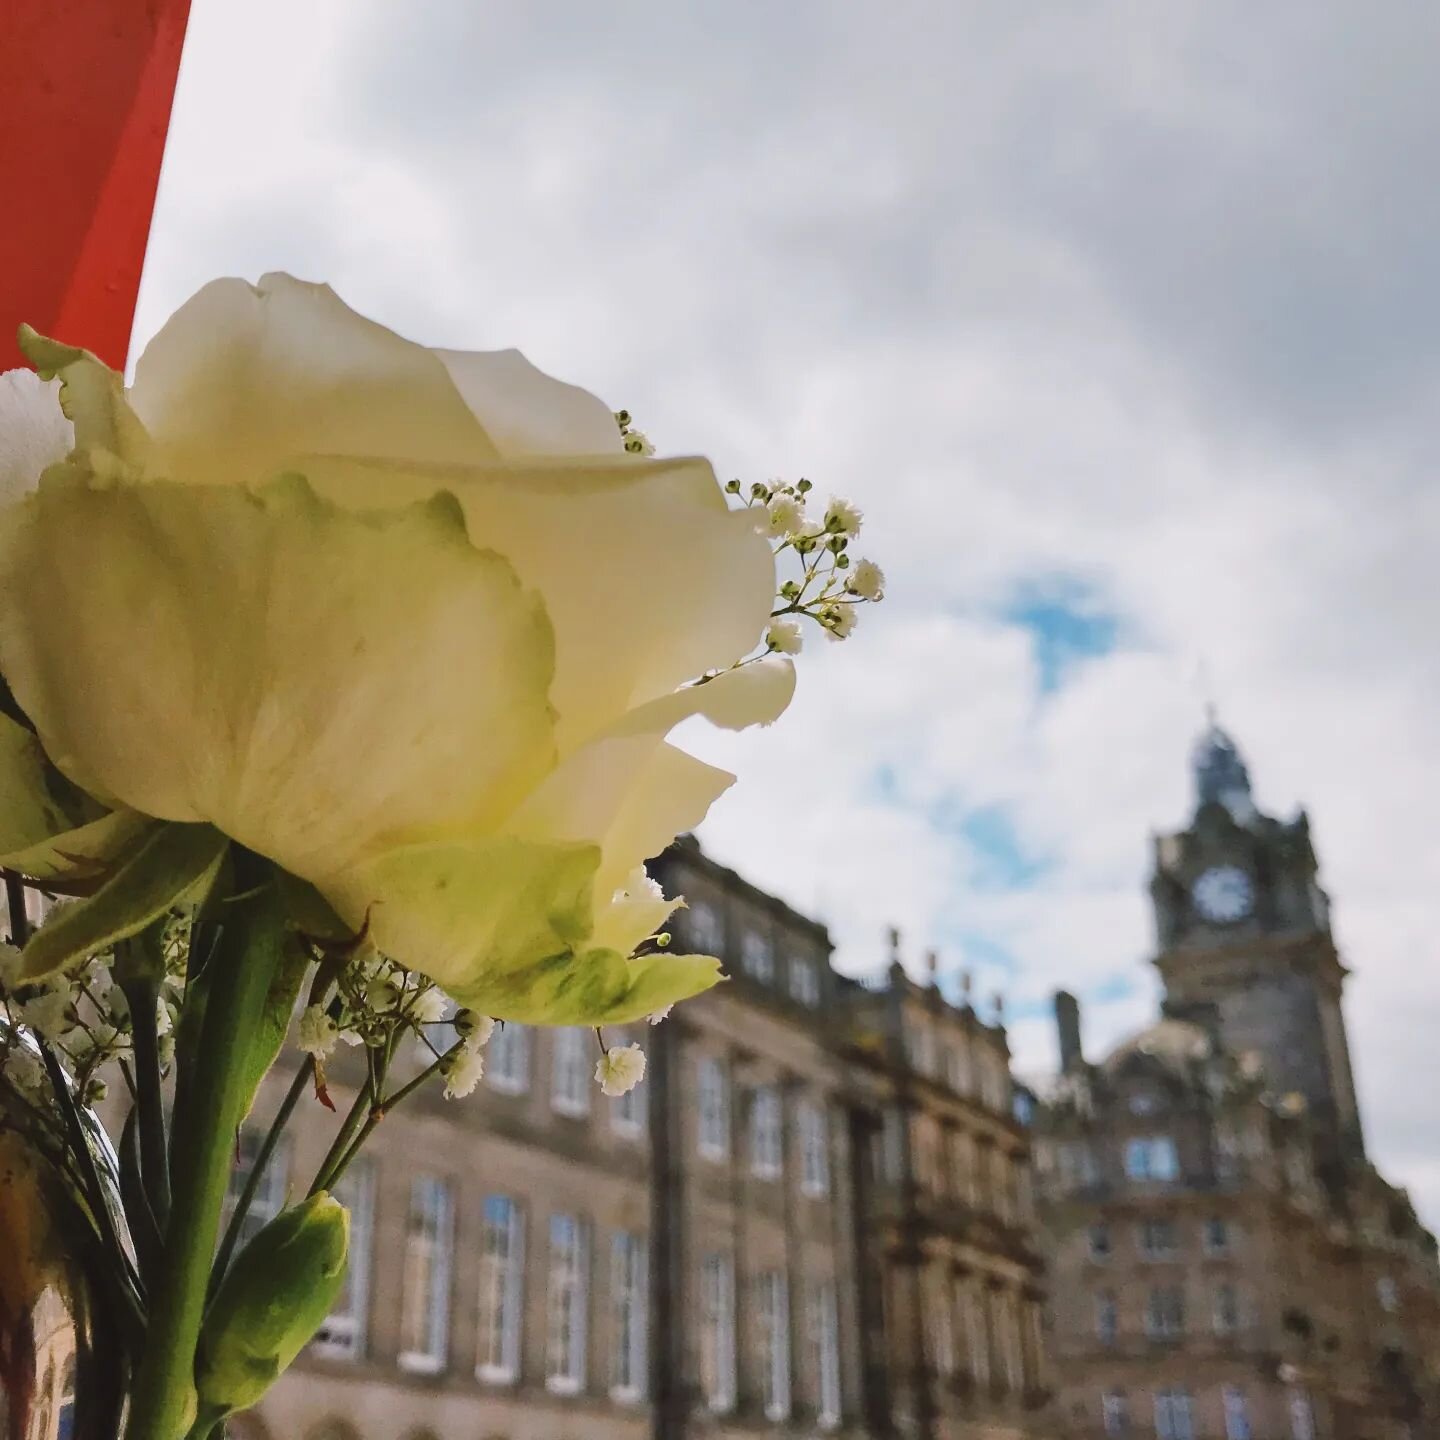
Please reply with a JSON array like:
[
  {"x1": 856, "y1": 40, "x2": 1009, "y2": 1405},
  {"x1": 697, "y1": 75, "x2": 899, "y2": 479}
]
[
  {"x1": 300, "y1": 453, "x2": 778, "y2": 750},
  {"x1": 436, "y1": 348, "x2": 627, "y2": 459},
  {"x1": 129, "y1": 273, "x2": 500, "y2": 486},
  {"x1": 0, "y1": 472, "x2": 556, "y2": 881},
  {"x1": 0, "y1": 369, "x2": 72, "y2": 509},
  {"x1": 322, "y1": 835, "x2": 601, "y2": 1008}
]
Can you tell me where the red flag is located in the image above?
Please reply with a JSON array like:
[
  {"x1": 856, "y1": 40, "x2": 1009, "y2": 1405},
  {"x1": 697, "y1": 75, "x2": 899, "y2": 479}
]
[{"x1": 0, "y1": 0, "x2": 193, "y2": 370}]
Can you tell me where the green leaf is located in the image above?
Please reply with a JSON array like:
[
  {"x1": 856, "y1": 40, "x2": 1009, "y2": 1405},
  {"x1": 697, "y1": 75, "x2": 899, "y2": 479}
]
[{"x1": 19, "y1": 823, "x2": 229, "y2": 982}]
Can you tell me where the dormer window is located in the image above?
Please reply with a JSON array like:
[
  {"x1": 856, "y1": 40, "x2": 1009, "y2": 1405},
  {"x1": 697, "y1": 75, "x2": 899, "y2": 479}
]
[
  {"x1": 688, "y1": 899, "x2": 724, "y2": 954},
  {"x1": 741, "y1": 929, "x2": 774, "y2": 983},
  {"x1": 1125, "y1": 1135, "x2": 1180, "y2": 1183}
]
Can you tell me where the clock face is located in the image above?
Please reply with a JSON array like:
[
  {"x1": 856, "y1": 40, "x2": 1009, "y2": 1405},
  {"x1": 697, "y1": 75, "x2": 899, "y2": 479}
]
[{"x1": 1192, "y1": 865, "x2": 1253, "y2": 923}]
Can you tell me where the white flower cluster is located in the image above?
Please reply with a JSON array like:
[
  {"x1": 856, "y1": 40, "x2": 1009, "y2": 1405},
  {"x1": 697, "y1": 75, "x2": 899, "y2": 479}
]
[
  {"x1": 727, "y1": 478, "x2": 886, "y2": 650},
  {"x1": 0, "y1": 909, "x2": 180, "y2": 1107}
]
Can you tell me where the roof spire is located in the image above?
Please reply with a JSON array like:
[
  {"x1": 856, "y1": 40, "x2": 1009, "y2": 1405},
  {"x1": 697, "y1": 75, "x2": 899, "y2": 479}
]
[{"x1": 1191, "y1": 709, "x2": 1256, "y2": 822}]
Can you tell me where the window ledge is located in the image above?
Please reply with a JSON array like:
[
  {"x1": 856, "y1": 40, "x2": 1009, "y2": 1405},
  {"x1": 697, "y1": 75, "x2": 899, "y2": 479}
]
[{"x1": 397, "y1": 1352, "x2": 445, "y2": 1376}]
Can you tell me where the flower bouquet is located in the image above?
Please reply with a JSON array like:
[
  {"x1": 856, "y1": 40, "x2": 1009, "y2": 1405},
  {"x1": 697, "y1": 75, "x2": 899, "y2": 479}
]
[{"x1": 0, "y1": 274, "x2": 883, "y2": 1439}]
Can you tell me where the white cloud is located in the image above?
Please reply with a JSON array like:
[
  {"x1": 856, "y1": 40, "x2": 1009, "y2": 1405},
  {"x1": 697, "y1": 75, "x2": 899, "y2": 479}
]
[{"x1": 134, "y1": 0, "x2": 1440, "y2": 1224}]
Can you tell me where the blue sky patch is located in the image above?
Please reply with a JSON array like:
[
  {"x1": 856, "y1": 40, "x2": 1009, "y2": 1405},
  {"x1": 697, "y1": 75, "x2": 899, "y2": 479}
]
[
  {"x1": 960, "y1": 805, "x2": 1049, "y2": 889},
  {"x1": 1001, "y1": 578, "x2": 1123, "y2": 694}
]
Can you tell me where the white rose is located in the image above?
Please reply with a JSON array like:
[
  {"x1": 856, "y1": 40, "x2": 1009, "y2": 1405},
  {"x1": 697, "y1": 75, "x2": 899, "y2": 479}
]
[{"x1": 0, "y1": 274, "x2": 795, "y2": 1025}]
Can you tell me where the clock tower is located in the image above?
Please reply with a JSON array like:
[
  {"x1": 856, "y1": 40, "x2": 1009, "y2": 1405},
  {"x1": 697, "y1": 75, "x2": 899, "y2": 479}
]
[{"x1": 1148, "y1": 719, "x2": 1365, "y2": 1165}]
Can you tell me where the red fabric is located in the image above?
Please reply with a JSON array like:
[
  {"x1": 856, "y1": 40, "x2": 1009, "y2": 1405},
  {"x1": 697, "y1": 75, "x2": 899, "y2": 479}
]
[{"x1": 0, "y1": 0, "x2": 193, "y2": 370}]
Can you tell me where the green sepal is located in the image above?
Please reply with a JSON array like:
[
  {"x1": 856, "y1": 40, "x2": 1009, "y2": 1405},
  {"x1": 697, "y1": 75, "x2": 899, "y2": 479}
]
[
  {"x1": 195, "y1": 1193, "x2": 349, "y2": 1416},
  {"x1": 19, "y1": 823, "x2": 230, "y2": 983},
  {"x1": 175, "y1": 907, "x2": 312, "y2": 1128},
  {"x1": 275, "y1": 870, "x2": 353, "y2": 943}
]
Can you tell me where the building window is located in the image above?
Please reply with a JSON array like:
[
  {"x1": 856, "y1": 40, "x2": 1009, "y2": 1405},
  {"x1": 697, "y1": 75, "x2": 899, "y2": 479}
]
[
  {"x1": 1288, "y1": 1389, "x2": 1316, "y2": 1440},
  {"x1": 551, "y1": 1028, "x2": 591, "y2": 1117},
  {"x1": 1102, "y1": 1389, "x2": 1130, "y2": 1436},
  {"x1": 750, "y1": 1085, "x2": 783, "y2": 1180},
  {"x1": 878, "y1": 1107, "x2": 905, "y2": 1185},
  {"x1": 1088, "y1": 1221, "x2": 1112, "y2": 1260},
  {"x1": 688, "y1": 898, "x2": 724, "y2": 953},
  {"x1": 789, "y1": 954, "x2": 821, "y2": 1006},
  {"x1": 1223, "y1": 1385, "x2": 1252, "y2": 1440},
  {"x1": 808, "y1": 1280, "x2": 842, "y2": 1429},
  {"x1": 697, "y1": 1056, "x2": 730, "y2": 1160},
  {"x1": 610, "y1": 1230, "x2": 646, "y2": 1402},
  {"x1": 488, "y1": 1022, "x2": 530, "y2": 1094},
  {"x1": 741, "y1": 928, "x2": 774, "y2": 982},
  {"x1": 1212, "y1": 1283, "x2": 1239, "y2": 1336},
  {"x1": 610, "y1": 1031, "x2": 644, "y2": 1137},
  {"x1": 699, "y1": 1252, "x2": 736, "y2": 1413},
  {"x1": 1139, "y1": 1217, "x2": 1179, "y2": 1259},
  {"x1": 798, "y1": 1099, "x2": 830, "y2": 1198},
  {"x1": 399, "y1": 1176, "x2": 453, "y2": 1373},
  {"x1": 1095, "y1": 1290, "x2": 1117, "y2": 1345},
  {"x1": 963, "y1": 1283, "x2": 989, "y2": 1388},
  {"x1": 947, "y1": 1036, "x2": 973, "y2": 1094},
  {"x1": 1145, "y1": 1287, "x2": 1185, "y2": 1340},
  {"x1": 1125, "y1": 1135, "x2": 1179, "y2": 1182},
  {"x1": 1059, "y1": 1141, "x2": 1100, "y2": 1190},
  {"x1": 929, "y1": 1272, "x2": 956, "y2": 1375},
  {"x1": 476, "y1": 1195, "x2": 525, "y2": 1384},
  {"x1": 222, "y1": 1130, "x2": 289, "y2": 1253},
  {"x1": 1204, "y1": 1216, "x2": 1231, "y2": 1254},
  {"x1": 545, "y1": 1214, "x2": 589, "y2": 1393},
  {"x1": 311, "y1": 1160, "x2": 374, "y2": 1360},
  {"x1": 950, "y1": 1129, "x2": 976, "y2": 1203},
  {"x1": 756, "y1": 1270, "x2": 791, "y2": 1421},
  {"x1": 905, "y1": 1022, "x2": 935, "y2": 1076},
  {"x1": 1377, "y1": 1275, "x2": 1399, "y2": 1313},
  {"x1": 1154, "y1": 1388, "x2": 1194, "y2": 1440}
]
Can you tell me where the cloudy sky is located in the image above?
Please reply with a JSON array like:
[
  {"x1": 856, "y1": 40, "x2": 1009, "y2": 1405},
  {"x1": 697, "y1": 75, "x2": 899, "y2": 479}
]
[{"x1": 133, "y1": 1, "x2": 1440, "y2": 1220}]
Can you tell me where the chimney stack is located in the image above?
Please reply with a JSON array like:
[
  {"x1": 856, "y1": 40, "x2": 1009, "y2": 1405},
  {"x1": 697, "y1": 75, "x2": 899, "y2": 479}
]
[{"x1": 1055, "y1": 990, "x2": 1084, "y2": 1073}]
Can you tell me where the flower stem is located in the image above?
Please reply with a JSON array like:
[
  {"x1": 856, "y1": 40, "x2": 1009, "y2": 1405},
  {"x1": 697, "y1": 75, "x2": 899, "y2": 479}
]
[
  {"x1": 121, "y1": 957, "x2": 172, "y2": 1227},
  {"x1": 124, "y1": 853, "x2": 285, "y2": 1440},
  {"x1": 209, "y1": 1055, "x2": 313, "y2": 1297}
]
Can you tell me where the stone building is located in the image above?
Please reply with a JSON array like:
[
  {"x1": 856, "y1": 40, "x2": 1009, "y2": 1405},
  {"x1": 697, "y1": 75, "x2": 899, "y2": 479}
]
[
  {"x1": 839, "y1": 947, "x2": 1052, "y2": 1440},
  {"x1": 212, "y1": 837, "x2": 1054, "y2": 1440},
  {"x1": 1033, "y1": 722, "x2": 1440, "y2": 1440}
]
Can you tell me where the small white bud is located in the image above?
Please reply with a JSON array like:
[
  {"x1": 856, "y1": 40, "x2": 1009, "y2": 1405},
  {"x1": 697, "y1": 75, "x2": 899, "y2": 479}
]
[
  {"x1": 765, "y1": 618, "x2": 805, "y2": 656},
  {"x1": 596, "y1": 1042, "x2": 646, "y2": 1097},
  {"x1": 455, "y1": 1012, "x2": 495, "y2": 1049},
  {"x1": 365, "y1": 977, "x2": 401, "y2": 1014},
  {"x1": 18, "y1": 984, "x2": 71, "y2": 1041},
  {"x1": 765, "y1": 494, "x2": 806, "y2": 538},
  {"x1": 824, "y1": 497, "x2": 863, "y2": 535},
  {"x1": 410, "y1": 988, "x2": 450, "y2": 1025},
  {"x1": 298, "y1": 1004, "x2": 340, "y2": 1060},
  {"x1": 443, "y1": 1045, "x2": 485, "y2": 1099},
  {"x1": 848, "y1": 558, "x2": 886, "y2": 601},
  {"x1": 3, "y1": 1045, "x2": 47, "y2": 1095}
]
